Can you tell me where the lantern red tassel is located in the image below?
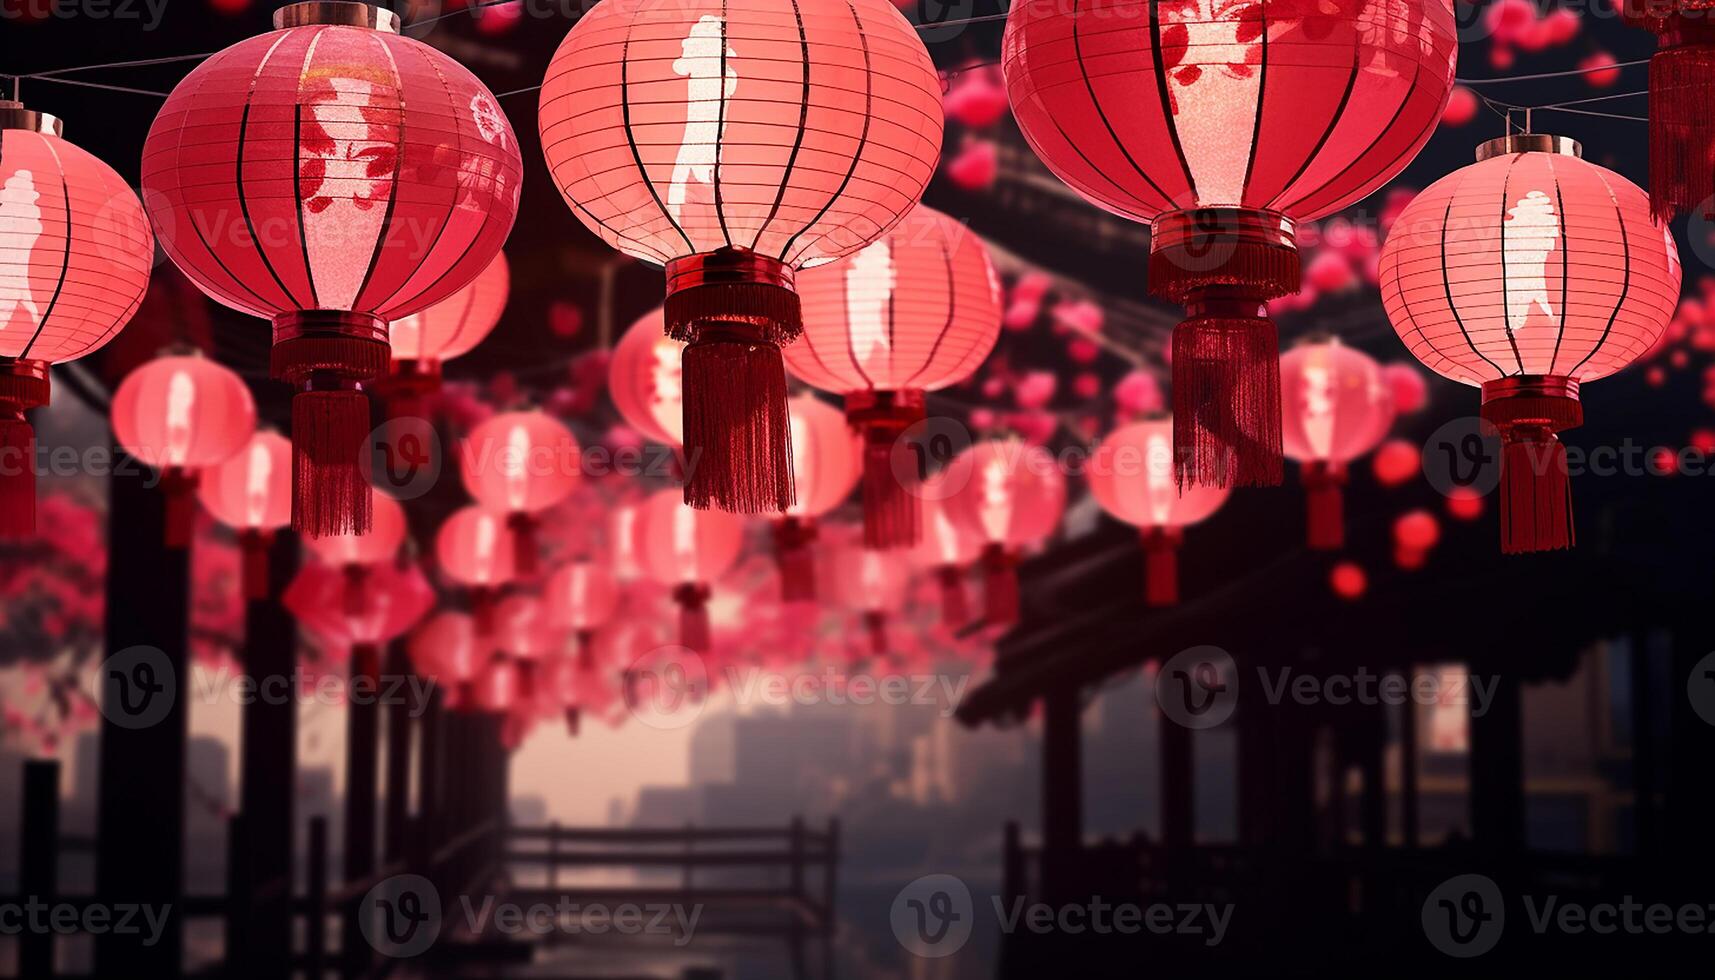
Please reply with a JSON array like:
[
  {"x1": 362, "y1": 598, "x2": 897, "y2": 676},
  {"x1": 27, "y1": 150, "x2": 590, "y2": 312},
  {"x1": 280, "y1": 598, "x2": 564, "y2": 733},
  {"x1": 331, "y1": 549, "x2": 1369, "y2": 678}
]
[
  {"x1": 673, "y1": 582, "x2": 712, "y2": 653},
  {"x1": 1151, "y1": 210, "x2": 1293, "y2": 490},
  {"x1": 565, "y1": 708, "x2": 581, "y2": 737},
  {"x1": 471, "y1": 587, "x2": 499, "y2": 638},
  {"x1": 271, "y1": 313, "x2": 388, "y2": 539},
  {"x1": 352, "y1": 643, "x2": 381, "y2": 685},
  {"x1": 160, "y1": 468, "x2": 199, "y2": 550},
  {"x1": 0, "y1": 363, "x2": 46, "y2": 539},
  {"x1": 847, "y1": 390, "x2": 926, "y2": 549},
  {"x1": 1302, "y1": 462, "x2": 1346, "y2": 551},
  {"x1": 1481, "y1": 377, "x2": 1582, "y2": 554},
  {"x1": 375, "y1": 361, "x2": 442, "y2": 424},
  {"x1": 238, "y1": 530, "x2": 274, "y2": 600},
  {"x1": 508, "y1": 512, "x2": 539, "y2": 579},
  {"x1": 1624, "y1": 7, "x2": 1715, "y2": 220},
  {"x1": 981, "y1": 544, "x2": 1021, "y2": 628},
  {"x1": 772, "y1": 517, "x2": 819, "y2": 603},
  {"x1": 666, "y1": 250, "x2": 799, "y2": 515},
  {"x1": 575, "y1": 630, "x2": 596, "y2": 672},
  {"x1": 863, "y1": 611, "x2": 889, "y2": 657},
  {"x1": 936, "y1": 565, "x2": 969, "y2": 628},
  {"x1": 1141, "y1": 528, "x2": 1182, "y2": 608}
]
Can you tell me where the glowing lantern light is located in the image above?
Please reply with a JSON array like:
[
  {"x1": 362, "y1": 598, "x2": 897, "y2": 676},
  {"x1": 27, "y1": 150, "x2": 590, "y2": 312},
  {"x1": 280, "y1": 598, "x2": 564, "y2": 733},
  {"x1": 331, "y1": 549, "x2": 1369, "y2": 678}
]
[
  {"x1": 1280, "y1": 340, "x2": 1394, "y2": 549},
  {"x1": 608, "y1": 307, "x2": 686, "y2": 448},
  {"x1": 303, "y1": 489, "x2": 407, "y2": 616},
  {"x1": 1620, "y1": 0, "x2": 1715, "y2": 218},
  {"x1": 539, "y1": 0, "x2": 944, "y2": 515},
  {"x1": 436, "y1": 505, "x2": 518, "y2": 631},
  {"x1": 1, "y1": 102, "x2": 154, "y2": 537},
  {"x1": 460, "y1": 410, "x2": 582, "y2": 576},
  {"x1": 825, "y1": 540, "x2": 911, "y2": 657},
  {"x1": 1003, "y1": 0, "x2": 1457, "y2": 488},
  {"x1": 409, "y1": 610, "x2": 483, "y2": 705},
  {"x1": 1329, "y1": 561, "x2": 1367, "y2": 600},
  {"x1": 1382, "y1": 361, "x2": 1430, "y2": 414},
  {"x1": 634, "y1": 488, "x2": 745, "y2": 652},
  {"x1": 1088, "y1": 418, "x2": 1229, "y2": 606},
  {"x1": 492, "y1": 593, "x2": 564, "y2": 701},
  {"x1": 284, "y1": 559, "x2": 434, "y2": 669},
  {"x1": 944, "y1": 438, "x2": 1067, "y2": 627},
  {"x1": 381, "y1": 251, "x2": 510, "y2": 418},
  {"x1": 142, "y1": 2, "x2": 523, "y2": 538},
  {"x1": 773, "y1": 394, "x2": 860, "y2": 602},
  {"x1": 112, "y1": 354, "x2": 258, "y2": 548},
  {"x1": 545, "y1": 559, "x2": 621, "y2": 662},
  {"x1": 1393, "y1": 509, "x2": 1440, "y2": 569},
  {"x1": 1379, "y1": 134, "x2": 1680, "y2": 552},
  {"x1": 1446, "y1": 486, "x2": 1484, "y2": 521},
  {"x1": 788, "y1": 207, "x2": 1002, "y2": 548},
  {"x1": 1371, "y1": 438, "x2": 1421, "y2": 488},
  {"x1": 199, "y1": 430, "x2": 293, "y2": 598},
  {"x1": 911, "y1": 484, "x2": 984, "y2": 628}
]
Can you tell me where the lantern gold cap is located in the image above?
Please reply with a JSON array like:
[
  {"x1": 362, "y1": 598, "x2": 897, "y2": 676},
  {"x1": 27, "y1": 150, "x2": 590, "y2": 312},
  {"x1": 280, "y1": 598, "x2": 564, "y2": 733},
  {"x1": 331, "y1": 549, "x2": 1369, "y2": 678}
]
[
  {"x1": 273, "y1": 1, "x2": 402, "y2": 32},
  {"x1": 1475, "y1": 134, "x2": 1582, "y2": 162},
  {"x1": 0, "y1": 101, "x2": 64, "y2": 137}
]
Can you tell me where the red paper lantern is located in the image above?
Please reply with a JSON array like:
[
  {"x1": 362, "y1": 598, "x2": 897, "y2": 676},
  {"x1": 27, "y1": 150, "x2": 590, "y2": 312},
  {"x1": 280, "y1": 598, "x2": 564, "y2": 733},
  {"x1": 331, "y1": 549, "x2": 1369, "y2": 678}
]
[
  {"x1": 284, "y1": 559, "x2": 434, "y2": 656},
  {"x1": 1003, "y1": 0, "x2": 1456, "y2": 488},
  {"x1": 635, "y1": 488, "x2": 745, "y2": 651},
  {"x1": 382, "y1": 251, "x2": 510, "y2": 417},
  {"x1": 112, "y1": 354, "x2": 258, "y2": 549},
  {"x1": 787, "y1": 208, "x2": 1002, "y2": 548},
  {"x1": 1379, "y1": 135, "x2": 1680, "y2": 552},
  {"x1": 1393, "y1": 508, "x2": 1440, "y2": 568},
  {"x1": 436, "y1": 506, "x2": 519, "y2": 629},
  {"x1": 944, "y1": 438, "x2": 1067, "y2": 627},
  {"x1": 1088, "y1": 418, "x2": 1229, "y2": 605},
  {"x1": 824, "y1": 540, "x2": 911, "y2": 657},
  {"x1": 773, "y1": 394, "x2": 860, "y2": 603},
  {"x1": 1, "y1": 103, "x2": 154, "y2": 536},
  {"x1": 199, "y1": 430, "x2": 293, "y2": 598},
  {"x1": 142, "y1": 3, "x2": 523, "y2": 538},
  {"x1": 1371, "y1": 438, "x2": 1421, "y2": 488},
  {"x1": 409, "y1": 610, "x2": 483, "y2": 697},
  {"x1": 1280, "y1": 340, "x2": 1394, "y2": 549},
  {"x1": 608, "y1": 307, "x2": 685, "y2": 447},
  {"x1": 1620, "y1": 0, "x2": 1715, "y2": 218},
  {"x1": 545, "y1": 559, "x2": 621, "y2": 663},
  {"x1": 304, "y1": 489, "x2": 405, "y2": 568},
  {"x1": 459, "y1": 410, "x2": 582, "y2": 576},
  {"x1": 539, "y1": 0, "x2": 943, "y2": 514},
  {"x1": 911, "y1": 486, "x2": 984, "y2": 627}
]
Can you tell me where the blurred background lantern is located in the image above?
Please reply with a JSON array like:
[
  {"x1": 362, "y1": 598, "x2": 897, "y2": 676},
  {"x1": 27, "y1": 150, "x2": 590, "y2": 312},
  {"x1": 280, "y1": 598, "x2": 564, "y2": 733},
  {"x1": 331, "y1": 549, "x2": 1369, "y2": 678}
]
[
  {"x1": 607, "y1": 307, "x2": 685, "y2": 448},
  {"x1": 1279, "y1": 340, "x2": 1394, "y2": 550},
  {"x1": 409, "y1": 610, "x2": 483, "y2": 708},
  {"x1": 634, "y1": 488, "x2": 745, "y2": 652},
  {"x1": 112, "y1": 353, "x2": 257, "y2": 548},
  {"x1": 788, "y1": 207, "x2": 1002, "y2": 548},
  {"x1": 141, "y1": 2, "x2": 522, "y2": 537},
  {"x1": 435, "y1": 505, "x2": 519, "y2": 631},
  {"x1": 538, "y1": 0, "x2": 943, "y2": 514},
  {"x1": 1002, "y1": 0, "x2": 1457, "y2": 488},
  {"x1": 824, "y1": 538, "x2": 911, "y2": 658},
  {"x1": 284, "y1": 559, "x2": 434, "y2": 671},
  {"x1": 944, "y1": 438, "x2": 1067, "y2": 627},
  {"x1": 773, "y1": 394, "x2": 861, "y2": 602},
  {"x1": 460, "y1": 410, "x2": 582, "y2": 576},
  {"x1": 380, "y1": 251, "x2": 510, "y2": 420},
  {"x1": 1, "y1": 102, "x2": 153, "y2": 536},
  {"x1": 1379, "y1": 134, "x2": 1680, "y2": 552},
  {"x1": 1088, "y1": 418, "x2": 1230, "y2": 606},
  {"x1": 911, "y1": 485, "x2": 984, "y2": 629},
  {"x1": 545, "y1": 559, "x2": 620, "y2": 663},
  {"x1": 198, "y1": 430, "x2": 292, "y2": 598},
  {"x1": 303, "y1": 490, "x2": 407, "y2": 618},
  {"x1": 1393, "y1": 509, "x2": 1442, "y2": 570},
  {"x1": 492, "y1": 593, "x2": 564, "y2": 701}
]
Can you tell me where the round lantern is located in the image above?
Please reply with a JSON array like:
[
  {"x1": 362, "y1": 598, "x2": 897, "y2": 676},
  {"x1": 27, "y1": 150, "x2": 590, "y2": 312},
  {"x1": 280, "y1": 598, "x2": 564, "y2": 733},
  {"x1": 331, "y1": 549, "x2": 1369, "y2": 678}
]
[
  {"x1": 435, "y1": 505, "x2": 518, "y2": 629},
  {"x1": 409, "y1": 610, "x2": 482, "y2": 705},
  {"x1": 608, "y1": 307, "x2": 686, "y2": 447},
  {"x1": 199, "y1": 430, "x2": 293, "y2": 598},
  {"x1": 539, "y1": 0, "x2": 943, "y2": 515},
  {"x1": 825, "y1": 541, "x2": 911, "y2": 657},
  {"x1": 1003, "y1": 0, "x2": 1457, "y2": 488},
  {"x1": 1280, "y1": 340, "x2": 1394, "y2": 550},
  {"x1": 141, "y1": 2, "x2": 523, "y2": 538},
  {"x1": 787, "y1": 207, "x2": 1002, "y2": 548},
  {"x1": 635, "y1": 488, "x2": 745, "y2": 652},
  {"x1": 773, "y1": 394, "x2": 861, "y2": 602},
  {"x1": 112, "y1": 354, "x2": 258, "y2": 548},
  {"x1": 492, "y1": 593, "x2": 564, "y2": 701},
  {"x1": 911, "y1": 484, "x2": 984, "y2": 628},
  {"x1": 284, "y1": 559, "x2": 434, "y2": 669},
  {"x1": 944, "y1": 438, "x2": 1067, "y2": 627},
  {"x1": 1378, "y1": 134, "x2": 1681, "y2": 552},
  {"x1": 1393, "y1": 508, "x2": 1440, "y2": 569},
  {"x1": 1621, "y1": 0, "x2": 1715, "y2": 218},
  {"x1": 381, "y1": 251, "x2": 510, "y2": 418},
  {"x1": 303, "y1": 489, "x2": 407, "y2": 617},
  {"x1": 545, "y1": 560, "x2": 621, "y2": 663},
  {"x1": 1088, "y1": 418, "x2": 1229, "y2": 606},
  {"x1": 459, "y1": 410, "x2": 582, "y2": 576},
  {"x1": 1, "y1": 102, "x2": 154, "y2": 537}
]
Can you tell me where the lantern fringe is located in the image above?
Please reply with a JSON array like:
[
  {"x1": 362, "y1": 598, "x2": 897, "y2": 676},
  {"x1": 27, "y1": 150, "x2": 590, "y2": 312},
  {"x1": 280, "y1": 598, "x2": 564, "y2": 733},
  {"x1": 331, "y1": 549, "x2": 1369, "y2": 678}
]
[
  {"x1": 239, "y1": 530, "x2": 274, "y2": 601},
  {"x1": 1647, "y1": 42, "x2": 1715, "y2": 222},
  {"x1": 676, "y1": 331, "x2": 795, "y2": 515},
  {"x1": 565, "y1": 708, "x2": 581, "y2": 738},
  {"x1": 863, "y1": 610, "x2": 889, "y2": 657},
  {"x1": 1147, "y1": 233, "x2": 1300, "y2": 304},
  {"x1": 0, "y1": 368, "x2": 48, "y2": 540},
  {"x1": 1172, "y1": 317, "x2": 1283, "y2": 489},
  {"x1": 772, "y1": 518, "x2": 818, "y2": 602},
  {"x1": 1141, "y1": 528, "x2": 1182, "y2": 607},
  {"x1": 160, "y1": 468, "x2": 198, "y2": 550},
  {"x1": 272, "y1": 331, "x2": 388, "y2": 539},
  {"x1": 936, "y1": 565, "x2": 970, "y2": 628},
  {"x1": 674, "y1": 582, "x2": 712, "y2": 653},
  {"x1": 1482, "y1": 380, "x2": 1582, "y2": 555},
  {"x1": 981, "y1": 544, "x2": 1021, "y2": 628},
  {"x1": 508, "y1": 512, "x2": 539, "y2": 579},
  {"x1": 849, "y1": 394, "x2": 928, "y2": 549},
  {"x1": 1302, "y1": 462, "x2": 1346, "y2": 551}
]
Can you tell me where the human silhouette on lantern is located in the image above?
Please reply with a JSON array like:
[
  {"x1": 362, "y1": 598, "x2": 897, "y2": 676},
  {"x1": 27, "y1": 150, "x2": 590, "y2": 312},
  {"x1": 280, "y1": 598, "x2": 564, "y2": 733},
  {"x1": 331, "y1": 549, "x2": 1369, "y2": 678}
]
[
  {"x1": 668, "y1": 15, "x2": 738, "y2": 227},
  {"x1": 0, "y1": 170, "x2": 41, "y2": 330},
  {"x1": 1503, "y1": 189, "x2": 1560, "y2": 344}
]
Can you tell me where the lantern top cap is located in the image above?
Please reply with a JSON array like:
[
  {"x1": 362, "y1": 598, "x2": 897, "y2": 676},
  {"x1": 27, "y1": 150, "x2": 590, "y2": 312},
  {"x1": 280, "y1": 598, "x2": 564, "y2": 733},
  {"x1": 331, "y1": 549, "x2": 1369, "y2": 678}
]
[
  {"x1": 0, "y1": 101, "x2": 64, "y2": 137},
  {"x1": 1475, "y1": 134, "x2": 1582, "y2": 162},
  {"x1": 273, "y1": 1, "x2": 402, "y2": 33}
]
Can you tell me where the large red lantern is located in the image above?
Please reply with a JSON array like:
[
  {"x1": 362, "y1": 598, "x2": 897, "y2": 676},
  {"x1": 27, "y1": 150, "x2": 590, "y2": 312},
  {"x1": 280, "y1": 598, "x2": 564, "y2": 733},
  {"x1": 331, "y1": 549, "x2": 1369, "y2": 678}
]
[
  {"x1": 945, "y1": 438, "x2": 1067, "y2": 627},
  {"x1": 545, "y1": 560, "x2": 621, "y2": 662},
  {"x1": 787, "y1": 208, "x2": 1002, "y2": 548},
  {"x1": 824, "y1": 540, "x2": 911, "y2": 657},
  {"x1": 773, "y1": 394, "x2": 861, "y2": 602},
  {"x1": 459, "y1": 410, "x2": 582, "y2": 576},
  {"x1": 911, "y1": 485, "x2": 984, "y2": 628},
  {"x1": 435, "y1": 505, "x2": 518, "y2": 627},
  {"x1": 1379, "y1": 135, "x2": 1680, "y2": 552},
  {"x1": 608, "y1": 307, "x2": 686, "y2": 448},
  {"x1": 382, "y1": 251, "x2": 510, "y2": 418},
  {"x1": 539, "y1": 0, "x2": 944, "y2": 515},
  {"x1": 1088, "y1": 418, "x2": 1229, "y2": 606},
  {"x1": 142, "y1": 2, "x2": 523, "y2": 538},
  {"x1": 635, "y1": 488, "x2": 745, "y2": 652},
  {"x1": 1621, "y1": 0, "x2": 1715, "y2": 218},
  {"x1": 1003, "y1": 0, "x2": 1457, "y2": 488},
  {"x1": 1, "y1": 103, "x2": 154, "y2": 537},
  {"x1": 1280, "y1": 340, "x2": 1394, "y2": 549},
  {"x1": 112, "y1": 354, "x2": 258, "y2": 548},
  {"x1": 199, "y1": 430, "x2": 293, "y2": 598}
]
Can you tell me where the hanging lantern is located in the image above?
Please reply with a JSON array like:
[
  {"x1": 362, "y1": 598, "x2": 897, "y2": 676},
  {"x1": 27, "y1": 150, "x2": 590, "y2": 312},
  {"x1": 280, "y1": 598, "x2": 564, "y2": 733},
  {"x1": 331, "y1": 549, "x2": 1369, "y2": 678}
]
[
  {"x1": 1280, "y1": 340, "x2": 1394, "y2": 550},
  {"x1": 1621, "y1": 0, "x2": 1715, "y2": 218},
  {"x1": 459, "y1": 410, "x2": 582, "y2": 577},
  {"x1": 435, "y1": 505, "x2": 519, "y2": 630},
  {"x1": 539, "y1": 0, "x2": 943, "y2": 515},
  {"x1": 112, "y1": 354, "x2": 257, "y2": 549},
  {"x1": 608, "y1": 307, "x2": 686, "y2": 448},
  {"x1": 545, "y1": 559, "x2": 620, "y2": 665},
  {"x1": 303, "y1": 489, "x2": 407, "y2": 616},
  {"x1": 141, "y1": 2, "x2": 523, "y2": 538},
  {"x1": 944, "y1": 438, "x2": 1067, "y2": 627},
  {"x1": 1003, "y1": 0, "x2": 1457, "y2": 488},
  {"x1": 381, "y1": 251, "x2": 510, "y2": 419},
  {"x1": 824, "y1": 539, "x2": 911, "y2": 658},
  {"x1": 1378, "y1": 134, "x2": 1680, "y2": 552},
  {"x1": 198, "y1": 430, "x2": 293, "y2": 598},
  {"x1": 634, "y1": 488, "x2": 744, "y2": 652},
  {"x1": 492, "y1": 593, "x2": 564, "y2": 701},
  {"x1": 1, "y1": 102, "x2": 154, "y2": 537},
  {"x1": 470, "y1": 655, "x2": 520, "y2": 715},
  {"x1": 284, "y1": 559, "x2": 434, "y2": 663},
  {"x1": 787, "y1": 207, "x2": 1002, "y2": 547},
  {"x1": 910, "y1": 484, "x2": 984, "y2": 628},
  {"x1": 1088, "y1": 418, "x2": 1229, "y2": 606},
  {"x1": 409, "y1": 610, "x2": 482, "y2": 706},
  {"x1": 773, "y1": 394, "x2": 861, "y2": 602},
  {"x1": 1393, "y1": 508, "x2": 1440, "y2": 569}
]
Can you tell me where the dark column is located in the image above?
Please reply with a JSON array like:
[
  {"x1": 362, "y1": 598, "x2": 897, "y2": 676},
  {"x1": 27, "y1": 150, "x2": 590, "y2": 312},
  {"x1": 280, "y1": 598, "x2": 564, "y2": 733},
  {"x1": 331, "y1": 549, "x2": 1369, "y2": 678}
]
[
  {"x1": 96, "y1": 449, "x2": 189, "y2": 975},
  {"x1": 342, "y1": 645, "x2": 382, "y2": 975},
  {"x1": 383, "y1": 641, "x2": 414, "y2": 864},
  {"x1": 1400, "y1": 686, "x2": 1420, "y2": 848},
  {"x1": 1160, "y1": 694, "x2": 1194, "y2": 851},
  {"x1": 1357, "y1": 708, "x2": 1387, "y2": 848},
  {"x1": 1041, "y1": 686, "x2": 1083, "y2": 854},
  {"x1": 20, "y1": 760, "x2": 60, "y2": 978},
  {"x1": 1470, "y1": 668, "x2": 1525, "y2": 854}
]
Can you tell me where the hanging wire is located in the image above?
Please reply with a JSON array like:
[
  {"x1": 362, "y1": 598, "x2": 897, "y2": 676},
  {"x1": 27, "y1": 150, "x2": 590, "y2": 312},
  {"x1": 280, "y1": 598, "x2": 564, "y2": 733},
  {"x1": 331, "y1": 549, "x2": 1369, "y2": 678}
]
[
  {"x1": 1456, "y1": 58, "x2": 1650, "y2": 85},
  {"x1": 26, "y1": 76, "x2": 171, "y2": 98}
]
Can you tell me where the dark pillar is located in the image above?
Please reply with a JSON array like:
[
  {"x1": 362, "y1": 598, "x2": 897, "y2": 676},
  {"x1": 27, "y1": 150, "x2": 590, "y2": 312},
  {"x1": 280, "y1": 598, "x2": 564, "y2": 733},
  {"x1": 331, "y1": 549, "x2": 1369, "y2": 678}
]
[
  {"x1": 1400, "y1": 685, "x2": 1420, "y2": 848},
  {"x1": 383, "y1": 641, "x2": 414, "y2": 864},
  {"x1": 20, "y1": 759, "x2": 60, "y2": 978},
  {"x1": 1041, "y1": 686, "x2": 1083, "y2": 854},
  {"x1": 1470, "y1": 667, "x2": 1525, "y2": 855},
  {"x1": 342, "y1": 645, "x2": 382, "y2": 975},
  {"x1": 1357, "y1": 708, "x2": 1388, "y2": 848},
  {"x1": 1160, "y1": 692, "x2": 1194, "y2": 850}
]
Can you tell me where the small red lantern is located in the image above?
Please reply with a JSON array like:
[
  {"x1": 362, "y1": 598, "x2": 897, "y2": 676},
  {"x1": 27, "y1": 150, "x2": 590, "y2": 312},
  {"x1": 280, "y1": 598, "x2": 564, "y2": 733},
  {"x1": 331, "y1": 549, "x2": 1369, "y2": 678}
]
[
  {"x1": 142, "y1": 2, "x2": 523, "y2": 538},
  {"x1": 1280, "y1": 340, "x2": 1394, "y2": 550},
  {"x1": 545, "y1": 560, "x2": 620, "y2": 663},
  {"x1": 382, "y1": 251, "x2": 510, "y2": 418},
  {"x1": 198, "y1": 430, "x2": 293, "y2": 598},
  {"x1": 944, "y1": 438, "x2": 1067, "y2": 627},
  {"x1": 635, "y1": 488, "x2": 745, "y2": 652},
  {"x1": 112, "y1": 354, "x2": 257, "y2": 549},
  {"x1": 1393, "y1": 509, "x2": 1440, "y2": 569},
  {"x1": 1, "y1": 102, "x2": 154, "y2": 537},
  {"x1": 410, "y1": 610, "x2": 482, "y2": 705},
  {"x1": 824, "y1": 539, "x2": 911, "y2": 658},
  {"x1": 303, "y1": 490, "x2": 407, "y2": 617},
  {"x1": 492, "y1": 593, "x2": 564, "y2": 700},
  {"x1": 1088, "y1": 418, "x2": 1229, "y2": 606},
  {"x1": 284, "y1": 559, "x2": 434, "y2": 667},
  {"x1": 787, "y1": 208, "x2": 1002, "y2": 548},
  {"x1": 539, "y1": 0, "x2": 943, "y2": 514},
  {"x1": 911, "y1": 485, "x2": 984, "y2": 628},
  {"x1": 459, "y1": 410, "x2": 582, "y2": 576},
  {"x1": 435, "y1": 505, "x2": 518, "y2": 629},
  {"x1": 608, "y1": 307, "x2": 686, "y2": 448},
  {"x1": 773, "y1": 394, "x2": 861, "y2": 602}
]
